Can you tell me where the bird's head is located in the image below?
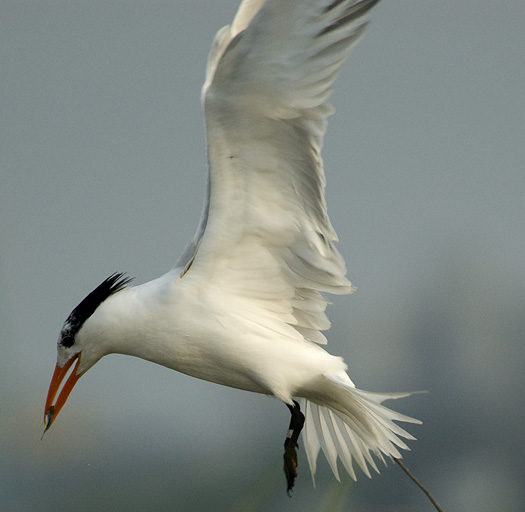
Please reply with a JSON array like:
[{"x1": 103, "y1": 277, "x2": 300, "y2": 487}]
[{"x1": 43, "y1": 273, "x2": 133, "y2": 434}]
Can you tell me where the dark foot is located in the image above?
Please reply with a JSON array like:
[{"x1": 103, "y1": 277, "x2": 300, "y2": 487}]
[
  {"x1": 283, "y1": 400, "x2": 305, "y2": 495},
  {"x1": 283, "y1": 437, "x2": 299, "y2": 495}
]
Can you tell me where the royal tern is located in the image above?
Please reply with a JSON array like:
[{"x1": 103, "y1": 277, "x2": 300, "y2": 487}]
[{"x1": 44, "y1": 0, "x2": 421, "y2": 493}]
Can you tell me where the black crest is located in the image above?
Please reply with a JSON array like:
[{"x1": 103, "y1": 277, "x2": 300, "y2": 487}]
[{"x1": 60, "y1": 272, "x2": 133, "y2": 348}]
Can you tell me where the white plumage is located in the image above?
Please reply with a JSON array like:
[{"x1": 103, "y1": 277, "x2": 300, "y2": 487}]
[{"x1": 44, "y1": 0, "x2": 420, "y2": 491}]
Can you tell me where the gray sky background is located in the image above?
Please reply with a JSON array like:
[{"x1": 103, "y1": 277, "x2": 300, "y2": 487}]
[{"x1": 2, "y1": 1, "x2": 524, "y2": 511}]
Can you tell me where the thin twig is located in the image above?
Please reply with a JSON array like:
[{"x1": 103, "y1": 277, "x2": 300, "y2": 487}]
[{"x1": 395, "y1": 458, "x2": 444, "y2": 512}]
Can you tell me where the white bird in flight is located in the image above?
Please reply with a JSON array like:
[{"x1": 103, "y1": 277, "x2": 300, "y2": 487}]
[{"x1": 44, "y1": 0, "x2": 421, "y2": 493}]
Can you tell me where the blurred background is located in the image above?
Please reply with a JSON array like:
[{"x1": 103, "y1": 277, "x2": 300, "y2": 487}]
[{"x1": 1, "y1": 1, "x2": 524, "y2": 510}]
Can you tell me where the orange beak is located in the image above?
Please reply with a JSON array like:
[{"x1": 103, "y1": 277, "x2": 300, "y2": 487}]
[{"x1": 43, "y1": 353, "x2": 82, "y2": 433}]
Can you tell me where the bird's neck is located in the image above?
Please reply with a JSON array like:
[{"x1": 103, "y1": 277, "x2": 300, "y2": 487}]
[{"x1": 84, "y1": 272, "x2": 180, "y2": 365}]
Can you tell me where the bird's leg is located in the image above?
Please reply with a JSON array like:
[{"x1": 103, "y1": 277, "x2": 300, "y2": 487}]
[{"x1": 283, "y1": 400, "x2": 305, "y2": 495}]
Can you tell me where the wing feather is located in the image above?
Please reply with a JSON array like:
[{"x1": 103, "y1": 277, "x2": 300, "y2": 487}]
[{"x1": 181, "y1": 0, "x2": 380, "y2": 345}]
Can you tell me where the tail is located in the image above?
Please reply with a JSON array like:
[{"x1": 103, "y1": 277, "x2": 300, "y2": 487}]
[{"x1": 302, "y1": 374, "x2": 422, "y2": 482}]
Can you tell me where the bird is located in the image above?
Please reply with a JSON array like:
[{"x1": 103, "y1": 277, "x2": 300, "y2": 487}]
[{"x1": 44, "y1": 0, "x2": 421, "y2": 494}]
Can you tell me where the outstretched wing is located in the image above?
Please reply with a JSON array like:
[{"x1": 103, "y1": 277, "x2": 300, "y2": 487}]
[{"x1": 180, "y1": 0, "x2": 380, "y2": 345}]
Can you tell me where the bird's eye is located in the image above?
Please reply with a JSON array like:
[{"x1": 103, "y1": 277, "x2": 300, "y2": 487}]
[{"x1": 61, "y1": 334, "x2": 75, "y2": 348}]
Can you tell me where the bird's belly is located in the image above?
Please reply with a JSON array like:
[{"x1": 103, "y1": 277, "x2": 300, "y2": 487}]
[
  {"x1": 174, "y1": 361, "x2": 271, "y2": 395},
  {"x1": 148, "y1": 324, "x2": 344, "y2": 403},
  {"x1": 147, "y1": 281, "x2": 347, "y2": 401},
  {"x1": 133, "y1": 321, "x2": 276, "y2": 395}
]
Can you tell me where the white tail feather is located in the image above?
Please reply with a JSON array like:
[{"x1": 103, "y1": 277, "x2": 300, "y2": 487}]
[{"x1": 303, "y1": 374, "x2": 421, "y2": 483}]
